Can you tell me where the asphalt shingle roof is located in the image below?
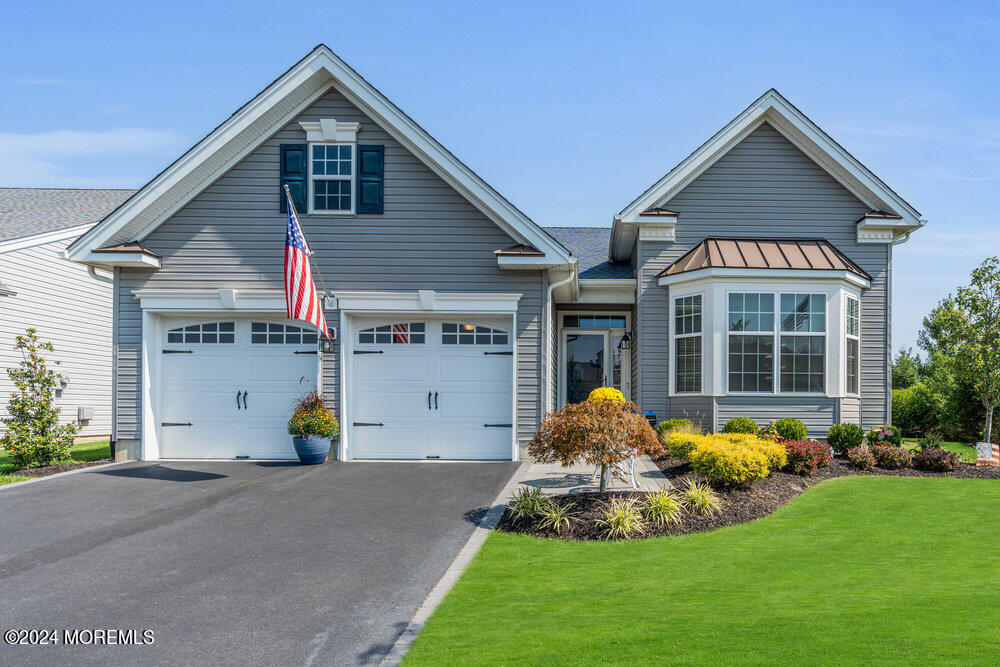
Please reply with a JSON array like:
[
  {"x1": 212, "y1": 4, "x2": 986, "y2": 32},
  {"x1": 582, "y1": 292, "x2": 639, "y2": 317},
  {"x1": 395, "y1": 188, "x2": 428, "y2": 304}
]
[
  {"x1": 543, "y1": 227, "x2": 634, "y2": 279},
  {"x1": 0, "y1": 188, "x2": 137, "y2": 243}
]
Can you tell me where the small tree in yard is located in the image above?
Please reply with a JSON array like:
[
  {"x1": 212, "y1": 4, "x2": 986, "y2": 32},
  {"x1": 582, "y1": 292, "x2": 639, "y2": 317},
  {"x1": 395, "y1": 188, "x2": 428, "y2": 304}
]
[
  {"x1": 528, "y1": 396, "x2": 663, "y2": 493},
  {"x1": 1, "y1": 328, "x2": 77, "y2": 467},
  {"x1": 937, "y1": 257, "x2": 1000, "y2": 443}
]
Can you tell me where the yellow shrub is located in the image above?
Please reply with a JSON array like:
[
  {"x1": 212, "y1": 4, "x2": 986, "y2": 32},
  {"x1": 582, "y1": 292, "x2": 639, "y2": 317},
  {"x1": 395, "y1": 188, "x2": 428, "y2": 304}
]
[
  {"x1": 690, "y1": 439, "x2": 770, "y2": 487},
  {"x1": 663, "y1": 433, "x2": 714, "y2": 460},
  {"x1": 586, "y1": 387, "x2": 625, "y2": 404},
  {"x1": 717, "y1": 433, "x2": 788, "y2": 470}
]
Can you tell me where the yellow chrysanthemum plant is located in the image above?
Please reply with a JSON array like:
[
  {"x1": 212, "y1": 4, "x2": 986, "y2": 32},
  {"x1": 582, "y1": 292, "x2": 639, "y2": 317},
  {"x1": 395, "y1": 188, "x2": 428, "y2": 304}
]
[{"x1": 586, "y1": 386, "x2": 626, "y2": 404}]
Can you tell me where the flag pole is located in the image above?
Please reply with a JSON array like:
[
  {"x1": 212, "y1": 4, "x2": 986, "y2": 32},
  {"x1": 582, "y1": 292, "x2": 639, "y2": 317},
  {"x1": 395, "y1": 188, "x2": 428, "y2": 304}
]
[{"x1": 284, "y1": 184, "x2": 332, "y2": 305}]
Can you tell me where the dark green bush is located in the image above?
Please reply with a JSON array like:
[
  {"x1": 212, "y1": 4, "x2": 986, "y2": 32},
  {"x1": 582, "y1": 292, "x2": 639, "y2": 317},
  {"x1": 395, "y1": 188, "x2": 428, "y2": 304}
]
[
  {"x1": 913, "y1": 447, "x2": 960, "y2": 472},
  {"x1": 722, "y1": 416, "x2": 758, "y2": 435},
  {"x1": 655, "y1": 418, "x2": 693, "y2": 437},
  {"x1": 892, "y1": 383, "x2": 943, "y2": 437},
  {"x1": 827, "y1": 423, "x2": 864, "y2": 454},
  {"x1": 774, "y1": 418, "x2": 808, "y2": 441}
]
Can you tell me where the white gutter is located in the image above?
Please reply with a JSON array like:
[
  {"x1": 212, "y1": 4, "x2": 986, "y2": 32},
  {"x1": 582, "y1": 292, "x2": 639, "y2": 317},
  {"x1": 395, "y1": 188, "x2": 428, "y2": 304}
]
[{"x1": 544, "y1": 262, "x2": 577, "y2": 413}]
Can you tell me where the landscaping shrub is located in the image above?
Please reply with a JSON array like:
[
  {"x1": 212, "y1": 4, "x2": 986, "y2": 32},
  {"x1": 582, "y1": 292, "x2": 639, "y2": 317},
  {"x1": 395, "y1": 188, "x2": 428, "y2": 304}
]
[
  {"x1": 720, "y1": 434, "x2": 788, "y2": 470},
  {"x1": 783, "y1": 440, "x2": 832, "y2": 476},
  {"x1": 596, "y1": 496, "x2": 647, "y2": 540},
  {"x1": 1, "y1": 328, "x2": 77, "y2": 468},
  {"x1": 774, "y1": 417, "x2": 809, "y2": 441},
  {"x1": 915, "y1": 431, "x2": 944, "y2": 451},
  {"x1": 758, "y1": 420, "x2": 780, "y2": 440},
  {"x1": 287, "y1": 391, "x2": 340, "y2": 439},
  {"x1": 587, "y1": 386, "x2": 625, "y2": 404},
  {"x1": 892, "y1": 382, "x2": 943, "y2": 437},
  {"x1": 847, "y1": 445, "x2": 876, "y2": 470},
  {"x1": 913, "y1": 447, "x2": 961, "y2": 472},
  {"x1": 662, "y1": 432, "x2": 712, "y2": 460},
  {"x1": 529, "y1": 398, "x2": 663, "y2": 493},
  {"x1": 722, "y1": 416, "x2": 759, "y2": 435},
  {"x1": 872, "y1": 444, "x2": 913, "y2": 469},
  {"x1": 680, "y1": 481, "x2": 721, "y2": 516},
  {"x1": 537, "y1": 502, "x2": 576, "y2": 534},
  {"x1": 640, "y1": 489, "x2": 684, "y2": 526},
  {"x1": 866, "y1": 424, "x2": 903, "y2": 447},
  {"x1": 689, "y1": 438, "x2": 770, "y2": 487},
  {"x1": 509, "y1": 486, "x2": 551, "y2": 521},
  {"x1": 655, "y1": 418, "x2": 694, "y2": 438},
  {"x1": 827, "y1": 423, "x2": 864, "y2": 454}
]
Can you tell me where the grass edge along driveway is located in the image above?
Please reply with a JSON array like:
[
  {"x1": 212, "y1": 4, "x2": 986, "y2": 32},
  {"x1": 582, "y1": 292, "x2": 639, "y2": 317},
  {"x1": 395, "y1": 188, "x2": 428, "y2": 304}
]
[
  {"x1": 405, "y1": 476, "x2": 1000, "y2": 664},
  {"x1": 0, "y1": 440, "x2": 110, "y2": 486}
]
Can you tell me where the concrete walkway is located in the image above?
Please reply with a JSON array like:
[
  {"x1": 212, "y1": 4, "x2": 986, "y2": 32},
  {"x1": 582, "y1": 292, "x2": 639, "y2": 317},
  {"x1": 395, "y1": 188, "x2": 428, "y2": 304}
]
[{"x1": 520, "y1": 456, "x2": 672, "y2": 495}]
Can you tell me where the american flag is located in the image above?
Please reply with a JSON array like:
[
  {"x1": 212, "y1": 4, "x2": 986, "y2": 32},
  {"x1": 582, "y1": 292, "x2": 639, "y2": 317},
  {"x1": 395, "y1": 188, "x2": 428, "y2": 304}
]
[{"x1": 284, "y1": 190, "x2": 330, "y2": 339}]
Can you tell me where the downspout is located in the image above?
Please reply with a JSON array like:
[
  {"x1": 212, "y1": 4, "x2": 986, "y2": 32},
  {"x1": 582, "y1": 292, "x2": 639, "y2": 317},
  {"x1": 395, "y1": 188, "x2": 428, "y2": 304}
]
[{"x1": 544, "y1": 261, "x2": 577, "y2": 413}]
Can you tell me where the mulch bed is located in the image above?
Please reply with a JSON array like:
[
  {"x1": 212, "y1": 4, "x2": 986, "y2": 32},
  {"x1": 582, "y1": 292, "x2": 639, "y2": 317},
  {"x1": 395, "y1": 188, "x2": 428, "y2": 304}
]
[
  {"x1": 498, "y1": 455, "x2": 1000, "y2": 541},
  {"x1": 8, "y1": 459, "x2": 112, "y2": 479}
]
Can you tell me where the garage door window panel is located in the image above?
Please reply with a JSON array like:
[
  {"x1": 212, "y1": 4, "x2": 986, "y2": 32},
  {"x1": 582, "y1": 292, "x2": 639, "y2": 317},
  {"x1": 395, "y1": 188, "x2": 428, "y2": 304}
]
[
  {"x1": 251, "y1": 322, "x2": 319, "y2": 345},
  {"x1": 357, "y1": 322, "x2": 426, "y2": 345},
  {"x1": 441, "y1": 323, "x2": 509, "y2": 346},
  {"x1": 167, "y1": 322, "x2": 236, "y2": 344}
]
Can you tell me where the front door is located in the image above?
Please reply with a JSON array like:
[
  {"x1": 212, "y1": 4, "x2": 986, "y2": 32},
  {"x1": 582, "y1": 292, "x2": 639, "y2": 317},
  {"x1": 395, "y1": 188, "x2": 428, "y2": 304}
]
[{"x1": 563, "y1": 332, "x2": 608, "y2": 404}]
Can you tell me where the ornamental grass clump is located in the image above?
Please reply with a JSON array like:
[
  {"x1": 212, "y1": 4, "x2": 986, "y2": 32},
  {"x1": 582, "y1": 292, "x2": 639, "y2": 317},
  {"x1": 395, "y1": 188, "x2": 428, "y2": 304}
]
[
  {"x1": 782, "y1": 440, "x2": 832, "y2": 476},
  {"x1": 847, "y1": 445, "x2": 876, "y2": 470},
  {"x1": 872, "y1": 444, "x2": 913, "y2": 469},
  {"x1": 913, "y1": 447, "x2": 961, "y2": 472},
  {"x1": 287, "y1": 392, "x2": 339, "y2": 439},
  {"x1": 1, "y1": 328, "x2": 77, "y2": 468},
  {"x1": 827, "y1": 423, "x2": 865, "y2": 454},
  {"x1": 529, "y1": 397, "x2": 663, "y2": 493},
  {"x1": 640, "y1": 489, "x2": 684, "y2": 527},
  {"x1": 508, "y1": 486, "x2": 552, "y2": 522},
  {"x1": 536, "y1": 501, "x2": 576, "y2": 535},
  {"x1": 596, "y1": 496, "x2": 647, "y2": 540},
  {"x1": 680, "y1": 481, "x2": 721, "y2": 516}
]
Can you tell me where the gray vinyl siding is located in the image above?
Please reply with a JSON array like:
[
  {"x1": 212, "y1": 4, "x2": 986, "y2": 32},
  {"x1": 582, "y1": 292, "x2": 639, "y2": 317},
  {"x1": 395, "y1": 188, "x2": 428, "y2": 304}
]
[
  {"x1": 114, "y1": 87, "x2": 545, "y2": 442},
  {"x1": 715, "y1": 396, "x2": 836, "y2": 438},
  {"x1": 840, "y1": 396, "x2": 861, "y2": 425},
  {"x1": 0, "y1": 238, "x2": 112, "y2": 437},
  {"x1": 634, "y1": 122, "x2": 890, "y2": 430},
  {"x1": 668, "y1": 396, "x2": 713, "y2": 433}
]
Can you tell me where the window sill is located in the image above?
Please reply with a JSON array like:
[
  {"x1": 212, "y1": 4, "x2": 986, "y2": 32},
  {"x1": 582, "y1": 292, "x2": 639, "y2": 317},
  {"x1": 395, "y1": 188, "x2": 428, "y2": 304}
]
[{"x1": 307, "y1": 210, "x2": 355, "y2": 216}]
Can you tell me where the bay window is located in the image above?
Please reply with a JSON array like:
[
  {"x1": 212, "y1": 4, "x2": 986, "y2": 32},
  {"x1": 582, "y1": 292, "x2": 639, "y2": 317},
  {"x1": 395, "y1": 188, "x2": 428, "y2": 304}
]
[
  {"x1": 779, "y1": 294, "x2": 826, "y2": 393},
  {"x1": 674, "y1": 295, "x2": 702, "y2": 392},
  {"x1": 728, "y1": 293, "x2": 774, "y2": 392}
]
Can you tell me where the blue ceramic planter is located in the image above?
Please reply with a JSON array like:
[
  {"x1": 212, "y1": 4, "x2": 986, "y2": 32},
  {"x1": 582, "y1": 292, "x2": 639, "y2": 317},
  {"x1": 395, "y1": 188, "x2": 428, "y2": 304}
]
[{"x1": 292, "y1": 437, "x2": 331, "y2": 465}]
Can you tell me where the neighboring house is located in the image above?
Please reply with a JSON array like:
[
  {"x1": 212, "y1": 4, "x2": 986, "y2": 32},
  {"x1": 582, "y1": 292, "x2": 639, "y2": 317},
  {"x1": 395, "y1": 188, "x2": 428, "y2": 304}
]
[
  {"x1": 66, "y1": 45, "x2": 923, "y2": 462},
  {"x1": 0, "y1": 188, "x2": 136, "y2": 438}
]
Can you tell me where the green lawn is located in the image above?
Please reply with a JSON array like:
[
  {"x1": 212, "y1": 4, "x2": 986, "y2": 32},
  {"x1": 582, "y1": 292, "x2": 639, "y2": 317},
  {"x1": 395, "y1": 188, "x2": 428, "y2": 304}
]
[
  {"x1": 903, "y1": 437, "x2": 976, "y2": 462},
  {"x1": 405, "y1": 477, "x2": 1000, "y2": 664},
  {"x1": 0, "y1": 440, "x2": 111, "y2": 487}
]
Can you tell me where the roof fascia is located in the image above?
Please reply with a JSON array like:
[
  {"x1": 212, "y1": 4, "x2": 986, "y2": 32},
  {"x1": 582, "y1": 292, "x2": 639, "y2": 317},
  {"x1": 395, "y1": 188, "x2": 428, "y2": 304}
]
[
  {"x1": 0, "y1": 223, "x2": 94, "y2": 256},
  {"x1": 68, "y1": 45, "x2": 569, "y2": 264}
]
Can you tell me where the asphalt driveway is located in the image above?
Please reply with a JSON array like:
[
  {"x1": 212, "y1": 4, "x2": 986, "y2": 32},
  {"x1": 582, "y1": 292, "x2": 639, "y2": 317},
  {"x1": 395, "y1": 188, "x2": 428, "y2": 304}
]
[{"x1": 0, "y1": 459, "x2": 519, "y2": 665}]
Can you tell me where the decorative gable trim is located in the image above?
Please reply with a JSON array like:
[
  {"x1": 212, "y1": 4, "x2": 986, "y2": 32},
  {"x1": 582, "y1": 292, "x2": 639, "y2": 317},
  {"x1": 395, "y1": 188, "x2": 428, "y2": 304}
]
[
  {"x1": 67, "y1": 45, "x2": 570, "y2": 267},
  {"x1": 298, "y1": 119, "x2": 361, "y2": 143}
]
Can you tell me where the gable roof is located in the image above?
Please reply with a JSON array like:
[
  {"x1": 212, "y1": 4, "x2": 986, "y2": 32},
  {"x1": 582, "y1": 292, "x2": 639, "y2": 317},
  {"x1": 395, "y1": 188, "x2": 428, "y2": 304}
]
[
  {"x1": 545, "y1": 227, "x2": 633, "y2": 279},
  {"x1": 67, "y1": 45, "x2": 569, "y2": 266},
  {"x1": 0, "y1": 187, "x2": 136, "y2": 243},
  {"x1": 660, "y1": 238, "x2": 870, "y2": 281},
  {"x1": 611, "y1": 89, "x2": 926, "y2": 259}
]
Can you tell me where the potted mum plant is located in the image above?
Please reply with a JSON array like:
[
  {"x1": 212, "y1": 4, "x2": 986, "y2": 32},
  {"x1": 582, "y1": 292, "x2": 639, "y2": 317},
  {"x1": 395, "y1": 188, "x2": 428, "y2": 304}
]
[{"x1": 287, "y1": 392, "x2": 339, "y2": 464}]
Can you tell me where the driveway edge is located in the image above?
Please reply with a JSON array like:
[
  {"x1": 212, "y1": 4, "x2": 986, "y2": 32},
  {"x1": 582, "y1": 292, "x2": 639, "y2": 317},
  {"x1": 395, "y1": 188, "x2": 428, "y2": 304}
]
[
  {"x1": 380, "y1": 460, "x2": 531, "y2": 665},
  {"x1": 0, "y1": 460, "x2": 132, "y2": 491}
]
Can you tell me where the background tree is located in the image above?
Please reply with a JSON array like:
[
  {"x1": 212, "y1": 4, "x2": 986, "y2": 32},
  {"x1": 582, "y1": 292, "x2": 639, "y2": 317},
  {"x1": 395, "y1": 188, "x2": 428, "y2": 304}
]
[
  {"x1": 1, "y1": 328, "x2": 77, "y2": 467},
  {"x1": 891, "y1": 347, "x2": 922, "y2": 389},
  {"x1": 932, "y1": 258, "x2": 1000, "y2": 443},
  {"x1": 528, "y1": 399, "x2": 663, "y2": 492}
]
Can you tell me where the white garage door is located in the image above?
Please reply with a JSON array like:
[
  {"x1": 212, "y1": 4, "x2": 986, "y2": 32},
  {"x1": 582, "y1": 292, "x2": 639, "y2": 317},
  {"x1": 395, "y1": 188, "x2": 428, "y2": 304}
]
[
  {"x1": 159, "y1": 319, "x2": 319, "y2": 459},
  {"x1": 350, "y1": 317, "x2": 514, "y2": 460}
]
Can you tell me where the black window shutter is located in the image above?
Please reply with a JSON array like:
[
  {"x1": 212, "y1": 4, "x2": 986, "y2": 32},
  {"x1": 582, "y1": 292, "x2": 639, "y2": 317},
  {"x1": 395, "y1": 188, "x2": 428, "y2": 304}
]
[
  {"x1": 356, "y1": 145, "x2": 384, "y2": 214},
  {"x1": 280, "y1": 144, "x2": 307, "y2": 213}
]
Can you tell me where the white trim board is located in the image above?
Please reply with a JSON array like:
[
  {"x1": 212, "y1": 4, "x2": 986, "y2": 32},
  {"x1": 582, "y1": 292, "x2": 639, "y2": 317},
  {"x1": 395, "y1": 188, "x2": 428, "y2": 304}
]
[
  {"x1": 657, "y1": 268, "x2": 870, "y2": 290},
  {"x1": 66, "y1": 45, "x2": 570, "y2": 267},
  {"x1": 0, "y1": 223, "x2": 93, "y2": 255}
]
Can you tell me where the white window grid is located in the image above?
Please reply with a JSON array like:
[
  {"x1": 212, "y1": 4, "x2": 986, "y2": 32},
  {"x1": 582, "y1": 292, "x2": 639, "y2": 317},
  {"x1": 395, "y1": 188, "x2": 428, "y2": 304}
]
[
  {"x1": 845, "y1": 295, "x2": 861, "y2": 396},
  {"x1": 442, "y1": 323, "x2": 509, "y2": 346},
  {"x1": 357, "y1": 322, "x2": 425, "y2": 345},
  {"x1": 309, "y1": 143, "x2": 355, "y2": 214},
  {"x1": 674, "y1": 295, "x2": 702, "y2": 393},
  {"x1": 166, "y1": 322, "x2": 236, "y2": 345},
  {"x1": 251, "y1": 322, "x2": 319, "y2": 345}
]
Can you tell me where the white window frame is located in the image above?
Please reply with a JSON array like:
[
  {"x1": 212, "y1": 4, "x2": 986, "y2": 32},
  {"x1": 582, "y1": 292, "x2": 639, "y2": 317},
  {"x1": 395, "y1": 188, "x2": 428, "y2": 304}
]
[
  {"x1": 777, "y1": 292, "x2": 828, "y2": 395},
  {"x1": 165, "y1": 321, "x2": 238, "y2": 346},
  {"x1": 672, "y1": 294, "x2": 704, "y2": 394},
  {"x1": 844, "y1": 294, "x2": 861, "y2": 397},
  {"x1": 725, "y1": 291, "x2": 777, "y2": 395},
  {"x1": 308, "y1": 142, "x2": 356, "y2": 215}
]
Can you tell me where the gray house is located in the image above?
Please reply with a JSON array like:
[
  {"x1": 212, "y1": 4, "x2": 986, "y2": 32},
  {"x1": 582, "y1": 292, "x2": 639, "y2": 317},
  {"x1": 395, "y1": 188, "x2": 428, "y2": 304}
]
[
  {"x1": 0, "y1": 188, "x2": 135, "y2": 438},
  {"x1": 67, "y1": 45, "x2": 923, "y2": 462}
]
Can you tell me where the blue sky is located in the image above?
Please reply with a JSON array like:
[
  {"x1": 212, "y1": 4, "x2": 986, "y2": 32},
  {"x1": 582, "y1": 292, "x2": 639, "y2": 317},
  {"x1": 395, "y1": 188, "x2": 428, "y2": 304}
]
[{"x1": 2, "y1": 1, "x2": 998, "y2": 352}]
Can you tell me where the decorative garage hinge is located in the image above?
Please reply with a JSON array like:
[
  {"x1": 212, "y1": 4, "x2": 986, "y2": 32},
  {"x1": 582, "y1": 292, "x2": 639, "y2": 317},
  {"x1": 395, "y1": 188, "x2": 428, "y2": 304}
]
[
  {"x1": 483, "y1": 351, "x2": 513, "y2": 356},
  {"x1": 162, "y1": 349, "x2": 193, "y2": 354},
  {"x1": 353, "y1": 350, "x2": 384, "y2": 355},
  {"x1": 483, "y1": 423, "x2": 513, "y2": 428},
  {"x1": 353, "y1": 422, "x2": 384, "y2": 427},
  {"x1": 161, "y1": 422, "x2": 193, "y2": 427}
]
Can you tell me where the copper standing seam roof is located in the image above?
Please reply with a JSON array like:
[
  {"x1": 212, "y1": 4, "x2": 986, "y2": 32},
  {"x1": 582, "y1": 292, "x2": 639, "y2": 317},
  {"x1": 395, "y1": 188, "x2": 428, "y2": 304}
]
[{"x1": 658, "y1": 238, "x2": 872, "y2": 281}]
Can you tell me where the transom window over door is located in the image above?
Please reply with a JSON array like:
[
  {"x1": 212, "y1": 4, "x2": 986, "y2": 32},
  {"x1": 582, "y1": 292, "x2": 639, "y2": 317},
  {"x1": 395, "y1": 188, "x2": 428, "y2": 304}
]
[
  {"x1": 311, "y1": 143, "x2": 353, "y2": 213},
  {"x1": 357, "y1": 323, "x2": 425, "y2": 344},
  {"x1": 674, "y1": 295, "x2": 702, "y2": 393},
  {"x1": 728, "y1": 293, "x2": 774, "y2": 392}
]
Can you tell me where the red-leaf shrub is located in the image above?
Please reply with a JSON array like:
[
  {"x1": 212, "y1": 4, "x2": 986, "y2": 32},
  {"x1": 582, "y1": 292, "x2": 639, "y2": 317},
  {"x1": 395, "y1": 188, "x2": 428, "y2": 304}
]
[
  {"x1": 913, "y1": 447, "x2": 961, "y2": 472},
  {"x1": 529, "y1": 399, "x2": 664, "y2": 492},
  {"x1": 872, "y1": 444, "x2": 913, "y2": 469},
  {"x1": 847, "y1": 445, "x2": 876, "y2": 470},
  {"x1": 782, "y1": 440, "x2": 832, "y2": 476}
]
